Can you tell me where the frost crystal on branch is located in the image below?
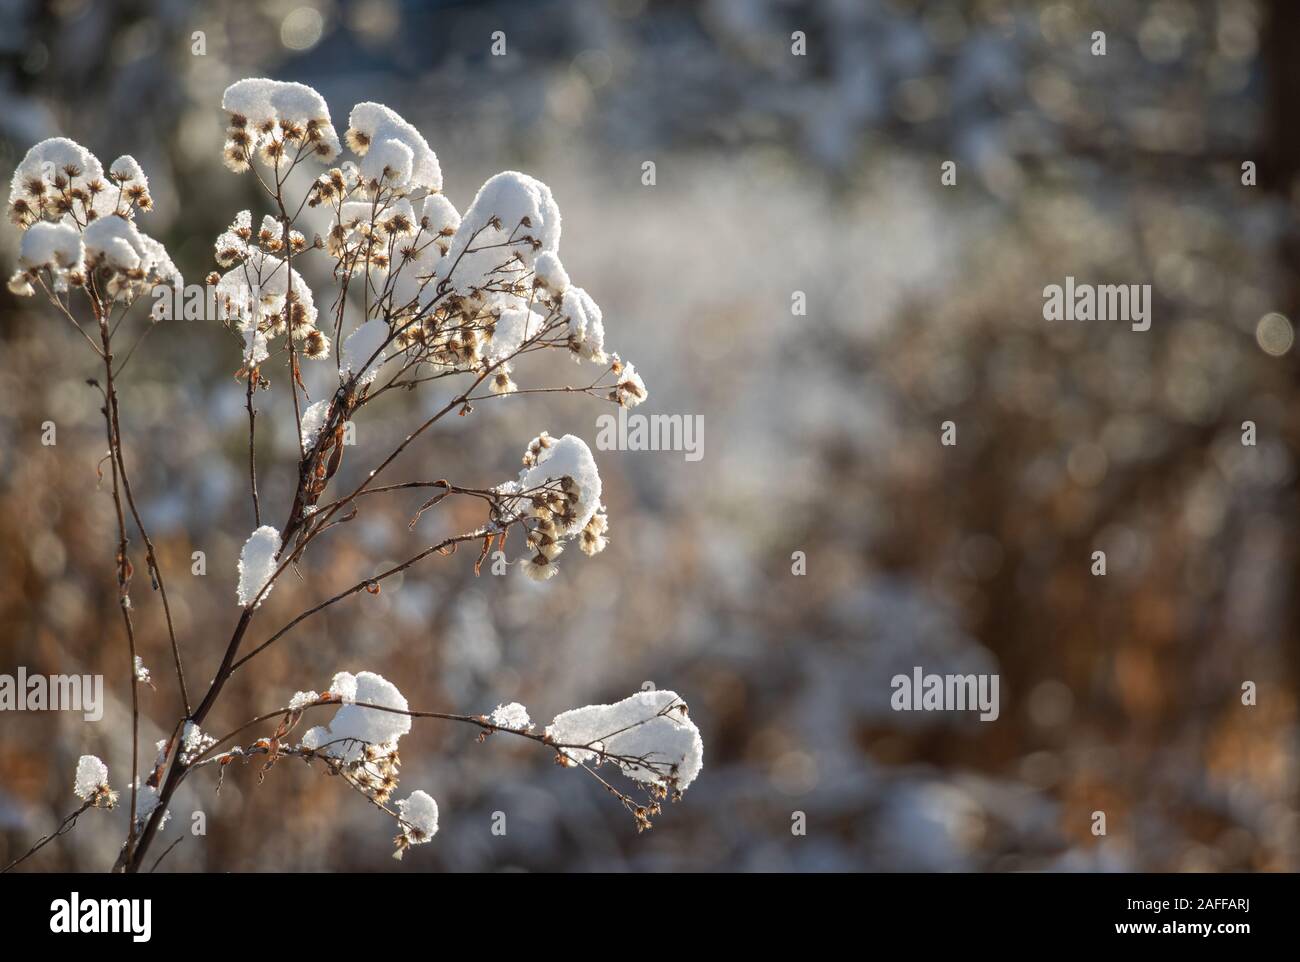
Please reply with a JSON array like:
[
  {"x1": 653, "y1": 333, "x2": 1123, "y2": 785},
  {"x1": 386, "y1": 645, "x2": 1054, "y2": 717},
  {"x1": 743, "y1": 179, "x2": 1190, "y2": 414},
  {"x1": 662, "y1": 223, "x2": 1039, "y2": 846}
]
[
  {"x1": 237, "y1": 525, "x2": 282, "y2": 607},
  {"x1": 179, "y1": 723, "x2": 217, "y2": 765}
]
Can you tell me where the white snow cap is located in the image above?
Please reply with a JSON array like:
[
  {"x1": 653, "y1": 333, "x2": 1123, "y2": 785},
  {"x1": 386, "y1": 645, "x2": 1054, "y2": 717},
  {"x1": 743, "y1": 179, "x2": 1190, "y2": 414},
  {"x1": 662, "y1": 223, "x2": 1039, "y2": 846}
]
[
  {"x1": 83, "y1": 217, "x2": 141, "y2": 270},
  {"x1": 521, "y1": 433, "x2": 603, "y2": 533},
  {"x1": 439, "y1": 171, "x2": 561, "y2": 295},
  {"x1": 613, "y1": 359, "x2": 648, "y2": 408},
  {"x1": 489, "y1": 702, "x2": 532, "y2": 731},
  {"x1": 108, "y1": 155, "x2": 147, "y2": 186},
  {"x1": 237, "y1": 524, "x2": 281, "y2": 607},
  {"x1": 547, "y1": 690, "x2": 704, "y2": 792},
  {"x1": 82, "y1": 216, "x2": 181, "y2": 285},
  {"x1": 328, "y1": 670, "x2": 358, "y2": 702},
  {"x1": 341, "y1": 318, "x2": 390, "y2": 386},
  {"x1": 396, "y1": 790, "x2": 439, "y2": 844},
  {"x1": 19, "y1": 220, "x2": 83, "y2": 273},
  {"x1": 421, "y1": 193, "x2": 461, "y2": 236},
  {"x1": 216, "y1": 250, "x2": 318, "y2": 331},
  {"x1": 381, "y1": 194, "x2": 460, "y2": 309},
  {"x1": 533, "y1": 250, "x2": 569, "y2": 295},
  {"x1": 487, "y1": 305, "x2": 546, "y2": 361},
  {"x1": 300, "y1": 671, "x2": 410, "y2": 763},
  {"x1": 8, "y1": 137, "x2": 116, "y2": 224},
  {"x1": 242, "y1": 326, "x2": 269, "y2": 367},
  {"x1": 73, "y1": 755, "x2": 110, "y2": 800},
  {"x1": 346, "y1": 102, "x2": 441, "y2": 195},
  {"x1": 214, "y1": 209, "x2": 252, "y2": 266},
  {"x1": 222, "y1": 78, "x2": 341, "y2": 164},
  {"x1": 288, "y1": 690, "x2": 319, "y2": 711},
  {"x1": 8, "y1": 142, "x2": 172, "y2": 293},
  {"x1": 560, "y1": 286, "x2": 606, "y2": 363}
]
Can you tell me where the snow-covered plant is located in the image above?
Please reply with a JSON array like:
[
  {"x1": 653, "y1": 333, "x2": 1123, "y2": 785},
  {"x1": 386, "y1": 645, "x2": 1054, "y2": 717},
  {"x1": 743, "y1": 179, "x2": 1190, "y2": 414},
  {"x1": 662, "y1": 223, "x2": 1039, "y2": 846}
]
[
  {"x1": 73, "y1": 755, "x2": 117, "y2": 808},
  {"x1": 4, "y1": 78, "x2": 700, "y2": 873},
  {"x1": 3, "y1": 755, "x2": 118, "y2": 872}
]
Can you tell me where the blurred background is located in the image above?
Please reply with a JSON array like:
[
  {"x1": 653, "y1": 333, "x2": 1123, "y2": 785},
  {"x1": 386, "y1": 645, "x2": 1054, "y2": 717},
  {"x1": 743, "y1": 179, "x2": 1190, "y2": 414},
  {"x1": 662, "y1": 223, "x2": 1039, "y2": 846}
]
[{"x1": 1, "y1": 0, "x2": 1299, "y2": 871}]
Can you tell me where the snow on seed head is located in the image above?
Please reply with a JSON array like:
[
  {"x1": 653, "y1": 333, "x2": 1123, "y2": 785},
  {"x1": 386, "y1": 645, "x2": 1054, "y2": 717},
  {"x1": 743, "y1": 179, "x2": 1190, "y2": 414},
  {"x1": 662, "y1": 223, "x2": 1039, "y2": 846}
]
[
  {"x1": 8, "y1": 138, "x2": 115, "y2": 227},
  {"x1": 221, "y1": 79, "x2": 341, "y2": 171},
  {"x1": 80, "y1": 216, "x2": 182, "y2": 302},
  {"x1": 299, "y1": 671, "x2": 410, "y2": 764},
  {"x1": 393, "y1": 790, "x2": 439, "y2": 858},
  {"x1": 346, "y1": 102, "x2": 441, "y2": 196},
  {"x1": 437, "y1": 171, "x2": 560, "y2": 296},
  {"x1": 520, "y1": 433, "x2": 602, "y2": 534},
  {"x1": 74, "y1": 755, "x2": 115, "y2": 807},
  {"x1": 560, "y1": 286, "x2": 606, "y2": 363},
  {"x1": 19, "y1": 221, "x2": 83, "y2": 273},
  {"x1": 533, "y1": 251, "x2": 570, "y2": 298},
  {"x1": 547, "y1": 690, "x2": 703, "y2": 794}
]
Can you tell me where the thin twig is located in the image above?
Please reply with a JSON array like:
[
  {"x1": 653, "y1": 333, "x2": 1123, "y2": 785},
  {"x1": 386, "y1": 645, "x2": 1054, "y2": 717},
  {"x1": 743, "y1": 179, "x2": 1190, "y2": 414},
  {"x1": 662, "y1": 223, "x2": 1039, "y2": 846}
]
[
  {"x1": 1, "y1": 800, "x2": 95, "y2": 873},
  {"x1": 148, "y1": 836, "x2": 184, "y2": 873}
]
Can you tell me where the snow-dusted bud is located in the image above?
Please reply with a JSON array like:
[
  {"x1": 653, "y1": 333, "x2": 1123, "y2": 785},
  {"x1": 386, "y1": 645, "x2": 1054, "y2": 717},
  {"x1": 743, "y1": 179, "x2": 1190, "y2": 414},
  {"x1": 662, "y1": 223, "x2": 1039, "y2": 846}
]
[
  {"x1": 490, "y1": 366, "x2": 517, "y2": 395},
  {"x1": 73, "y1": 755, "x2": 118, "y2": 808},
  {"x1": 521, "y1": 552, "x2": 558, "y2": 581},
  {"x1": 392, "y1": 790, "x2": 439, "y2": 859},
  {"x1": 580, "y1": 505, "x2": 609, "y2": 556},
  {"x1": 611, "y1": 360, "x2": 648, "y2": 408}
]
